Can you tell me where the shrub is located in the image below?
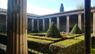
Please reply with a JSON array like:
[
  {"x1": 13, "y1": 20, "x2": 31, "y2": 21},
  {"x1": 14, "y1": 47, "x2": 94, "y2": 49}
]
[
  {"x1": 70, "y1": 24, "x2": 82, "y2": 34},
  {"x1": 28, "y1": 38, "x2": 52, "y2": 53},
  {"x1": 28, "y1": 35, "x2": 60, "y2": 41},
  {"x1": 46, "y1": 22, "x2": 62, "y2": 38},
  {"x1": 49, "y1": 39, "x2": 85, "y2": 54}
]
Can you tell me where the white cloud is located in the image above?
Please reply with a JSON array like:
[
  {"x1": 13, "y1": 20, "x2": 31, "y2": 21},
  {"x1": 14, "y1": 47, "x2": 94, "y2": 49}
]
[
  {"x1": 0, "y1": 0, "x2": 58, "y2": 15},
  {"x1": 27, "y1": 5, "x2": 58, "y2": 15},
  {"x1": 0, "y1": 0, "x2": 7, "y2": 9}
]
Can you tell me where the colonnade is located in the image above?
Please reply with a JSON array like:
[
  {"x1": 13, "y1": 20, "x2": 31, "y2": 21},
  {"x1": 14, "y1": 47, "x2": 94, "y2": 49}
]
[{"x1": 31, "y1": 14, "x2": 85, "y2": 33}]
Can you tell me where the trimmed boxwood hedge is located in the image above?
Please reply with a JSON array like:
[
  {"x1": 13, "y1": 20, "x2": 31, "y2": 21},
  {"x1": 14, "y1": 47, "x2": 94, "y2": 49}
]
[
  {"x1": 46, "y1": 22, "x2": 62, "y2": 38},
  {"x1": 28, "y1": 35, "x2": 60, "y2": 41},
  {"x1": 0, "y1": 34, "x2": 53, "y2": 53},
  {"x1": 49, "y1": 39, "x2": 85, "y2": 54},
  {"x1": 70, "y1": 24, "x2": 82, "y2": 34},
  {"x1": 1, "y1": 34, "x2": 95, "y2": 54},
  {"x1": 91, "y1": 48, "x2": 95, "y2": 54},
  {"x1": 28, "y1": 38, "x2": 53, "y2": 53}
]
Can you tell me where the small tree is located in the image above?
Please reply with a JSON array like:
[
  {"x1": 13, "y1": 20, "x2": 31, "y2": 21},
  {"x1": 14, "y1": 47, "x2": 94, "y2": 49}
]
[
  {"x1": 46, "y1": 22, "x2": 62, "y2": 38},
  {"x1": 70, "y1": 24, "x2": 82, "y2": 34}
]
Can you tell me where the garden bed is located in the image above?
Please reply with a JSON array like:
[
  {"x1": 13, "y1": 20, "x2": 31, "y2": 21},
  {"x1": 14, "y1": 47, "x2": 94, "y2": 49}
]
[
  {"x1": 28, "y1": 35, "x2": 60, "y2": 41},
  {"x1": 0, "y1": 33, "x2": 94, "y2": 54},
  {"x1": 91, "y1": 48, "x2": 95, "y2": 54},
  {"x1": 49, "y1": 38, "x2": 85, "y2": 54}
]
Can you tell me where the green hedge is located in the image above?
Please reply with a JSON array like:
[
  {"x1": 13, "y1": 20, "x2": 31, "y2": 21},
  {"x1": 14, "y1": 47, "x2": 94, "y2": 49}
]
[
  {"x1": 28, "y1": 35, "x2": 60, "y2": 41},
  {"x1": 49, "y1": 39, "x2": 85, "y2": 54},
  {"x1": 91, "y1": 48, "x2": 95, "y2": 54},
  {"x1": 0, "y1": 34, "x2": 93, "y2": 54},
  {"x1": 28, "y1": 38, "x2": 53, "y2": 53},
  {"x1": 0, "y1": 34, "x2": 85, "y2": 54},
  {"x1": 70, "y1": 24, "x2": 82, "y2": 34},
  {"x1": 46, "y1": 22, "x2": 62, "y2": 38}
]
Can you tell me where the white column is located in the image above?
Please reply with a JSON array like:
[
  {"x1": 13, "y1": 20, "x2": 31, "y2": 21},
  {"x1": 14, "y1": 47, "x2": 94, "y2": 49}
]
[
  {"x1": 37, "y1": 19, "x2": 39, "y2": 32},
  {"x1": 57, "y1": 17, "x2": 60, "y2": 30},
  {"x1": 43, "y1": 18, "x2": 45, "y2": 31},
  {"x1": 32, "y1": 19, "x2": 34, "y2": 31},
  {"x1": 93, "y1": 12, "x2": 95, "y2": 34},
  {"x1": 66, "y1": 16, "x2": 70, "y2": 33},
  {"x1": 78, "y1": 14, "x2": 82, "y2": 30},
  {"x1": 49, "y1": 18, "x2": 52, "y2": 27},
  {"x1": 6, "y1": 15, "x2": 7, "y2": 33}
]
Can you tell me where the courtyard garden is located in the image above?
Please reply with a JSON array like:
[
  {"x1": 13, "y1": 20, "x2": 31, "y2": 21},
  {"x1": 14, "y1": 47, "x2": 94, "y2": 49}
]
[{"x1": 0, "y1": 24, "x2": 95, "y2": 54}]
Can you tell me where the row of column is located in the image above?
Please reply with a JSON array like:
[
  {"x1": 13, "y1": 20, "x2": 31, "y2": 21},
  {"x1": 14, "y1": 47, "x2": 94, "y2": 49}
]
[
  {"x1": 31, "y1": 15, "x2": 80, "y2": 33},
  {"x1": 31, "y1": 12, "x2": 95, "y2": 33},
  {"x1": 93, "y1": 12, "x2": 95, "y2": 34}
]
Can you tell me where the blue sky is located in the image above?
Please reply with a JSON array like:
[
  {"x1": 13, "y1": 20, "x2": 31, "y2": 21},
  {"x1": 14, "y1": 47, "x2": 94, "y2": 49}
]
[{"x1": 0, "y1": 0, "x2": 95, "y2": 15}]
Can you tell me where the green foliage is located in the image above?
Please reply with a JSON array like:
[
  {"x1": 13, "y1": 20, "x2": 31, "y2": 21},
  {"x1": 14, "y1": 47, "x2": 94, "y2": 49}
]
[
  {"x1": 46, "y1": 22, "x2": 62, "y2": 38},
  {"x1": 28, "y1": 38, "x2": 52, "y2": 53},
  {"x1": 91, "y1": 48, "x2": 95, "y2": 54},
  {"x1": 28, "y1": 35, "x2": 60, "y2": 41},
  {"x1": 70, "y1": 24, "x2": 82, "y2": 34},
  {"x1": 49, "y1": 38, "x2": 85, "y2": 54}
]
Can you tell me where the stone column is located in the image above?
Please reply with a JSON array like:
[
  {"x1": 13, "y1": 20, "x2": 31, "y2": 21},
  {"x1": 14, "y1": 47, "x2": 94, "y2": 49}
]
[
  {"x1": 49, "y1": 18, "x2": 52, "y2": 27},
  {"x1": 37, "y1": 19, "x2": 39, "y2": 32},
  {"x1": 78, "y1": 14, "x2": 82, "y2": 30},
  {"x1": 43, "y1": 18, "x2": 45, "y2": 31},
  {"x1": 93, "y1": 12, "x2": 95, "y2": 34},
  {"x1": 7, "y1": 0, "x2": 28, "y2": 54},
  {"x1": 66, "y1": 16, "x2": 70, "y2": 33},
  {"x1": 57, "y1": 17, "x2": 60, "y2": 30},
  {"x1": 5, "y1": 15, "x2": 7, "y2": 33},
  {"x1": 32, "y1": 19, "x2": 34, "y2": 31}
]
